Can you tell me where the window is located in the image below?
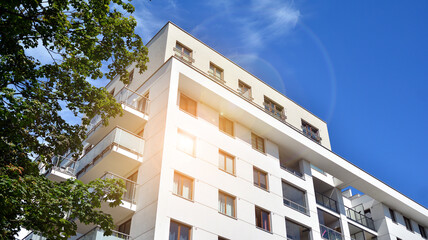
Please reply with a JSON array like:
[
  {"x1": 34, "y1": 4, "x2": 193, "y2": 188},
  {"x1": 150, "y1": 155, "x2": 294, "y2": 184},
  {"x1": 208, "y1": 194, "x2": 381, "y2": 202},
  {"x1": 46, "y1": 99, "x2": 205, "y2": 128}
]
[
  {"x1": 218, "y1": 237, "x2": 228, "y2": 240},
  {"x1": 177, "y1": 130, "x2": 196, "y2": 156},
  {"x1": 179, "y1": 94, "x2": 197, "y2": 116},
  {"x1": 255, "y1": 206, "x2": 271, "y2": 232},
  {"x1": 218, "y1": 150, "x2": 235, "y2": 175},
  {"x1": 282, "y1": 181, "x2": 307, "y2": 214},
  {"x1": 302, "y1": 120, "x2": 321, "y2": 143},
  {"x1": 389, "y1": 208, "x2": 397, "y2": 223},
  {"x1": 286, "y1": 219, "x2": 311, "y2": 240},
  {"x1": 174, "y1": 42, "x2": 193, "y2": 63},
  {"x1": 218, "y1": 191, "x2": 236, "y2": 218},
  {"x1": 123, "y1": 171, "x2": 138, "y2": 202},
  {"x1": 404, "y1": 216, "x2": 413, "y2": 231},
  {"x1": 238, "y1": 80, "x2": 252, "y2": 100},
  {"x1": 209, "y1": 62, "x2": 224, "y2": 82},
  {"x1": 173, "y1": 172, "x2": 193, "y2": 200},
  {"x1": 251, "y1": 133, "x2": 265, "y2": 153},
  {"x1": 128, "y1": 69, "x2": 134, "y2": 85},
  {"x1": 219, "y1": 116, "x2": 234, "y2": 136},
  {"x1": 169, "y1": 220, "x2": 191, "y2": 240},
  {"x1": 118, "y1": 219, "x2": 131, "y2": 235},
  {"x1": 419, "y1": 224, "x2": 427, "y2": 239},
  {"x1": 253, "y1": 167, "x2": 268, "y2": 190},
  {"x1": 264, "y1": 97, "x2": 285, "y2": 121},
  {"x1": 109, "y1": 88, "x2": 115, "y2": 96}
]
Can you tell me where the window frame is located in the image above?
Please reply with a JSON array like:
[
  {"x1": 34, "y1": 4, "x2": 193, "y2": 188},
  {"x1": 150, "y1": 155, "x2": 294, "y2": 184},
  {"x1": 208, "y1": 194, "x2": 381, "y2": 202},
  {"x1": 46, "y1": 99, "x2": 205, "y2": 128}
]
[
  {"x1": 209, "y1": 62, "x2": 224, "y2": 82},
  {"x1": 389, "y1": 208, "x2": 397, "y2": 223},
  {"x1": 173, "y1": 172, "x2": 194, "y2": 201},
  {"x1": 419, "y1": 224, "x2": 427, "y2": 239},
  {"x1": 218, "y1": 150, "x2": 235, "y2": 175},
  {"x1": 301, "y1": 119, "x2": 321, "y2": 143},
  {"x1": 179, "y1": 93, "x2": 197, "y2": 117},
  {"x1": 251, "y1": 133, "x2": 265, "y2": 153},
  {"x1": 253, "y1": 167, "x2": 268, "y2": 191},
  {"x1": 174, "y1": 42, "x2": 193, "y2": 63},
  {"x1": 263, "y1": 96, "x2": 285, "y2": 121},
  {"x1": 117, "y1": 219, "x2": 132, "y2": 235},
  {"x1": 403, "y1": 216, "x2": 413, "y2": 232},
  {"x1": 255, "y1": 206, "x2": 272, "y2": 232},
  {"x1": 238, "y1": 80, "x2": 253, "y2": 100},
  {"x1": 177, "y1": 129, "x2": 196, "y2": 157},
  {"x1": 169, "y1": 220, "x2": 192, "y2": 240},
  {"x1": 218, "y1": 191, "x2": 236, "y2": 218},
  {"x1": 219, "y1": 116, "x2": 234, "y2": 137}
]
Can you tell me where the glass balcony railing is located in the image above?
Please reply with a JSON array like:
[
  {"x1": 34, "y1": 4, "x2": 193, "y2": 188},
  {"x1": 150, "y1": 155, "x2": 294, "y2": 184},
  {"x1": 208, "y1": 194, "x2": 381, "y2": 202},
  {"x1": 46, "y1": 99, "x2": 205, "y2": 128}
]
[
  {"x1": 77, "y1": 226, "x2": 130, "y2": 240},
  {"x1": 87, "y1": 87, "x2": 149, "y2": 135},
  {"x1": 263, "y1": 102, "x2": 286, "y2": 122},
  {"x1": 173, "y1": 47, "x2": 194, "y2": 64},
  {"x1": 283, "y1": 197, "x2": 308, "y2": 214},
  {"x1": 320, "y1": 224, "x2": 343, "y2": 240},
  {"x1": 315, "y1": 192, "x2": 338, "y2": 213},
  {"x1": 345, "y1": 206, "x2": 375, "y2": 230},
  {"x1": 280, "y1": 164, "x2": 304, "y2": 179},
  {"x1": 76, "y1": 127, "x2": 145, "y2": 177},
  {"x1": 101, "y1": 172, "x2": 137, "y2": 204}
]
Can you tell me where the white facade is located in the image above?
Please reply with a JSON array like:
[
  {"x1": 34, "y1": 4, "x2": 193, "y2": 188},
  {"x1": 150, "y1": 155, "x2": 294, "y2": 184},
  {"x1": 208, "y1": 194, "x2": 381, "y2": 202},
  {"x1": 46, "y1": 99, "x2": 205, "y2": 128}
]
[{"x1": 33, "y1": 22, "x2": 428, "y2": 240}]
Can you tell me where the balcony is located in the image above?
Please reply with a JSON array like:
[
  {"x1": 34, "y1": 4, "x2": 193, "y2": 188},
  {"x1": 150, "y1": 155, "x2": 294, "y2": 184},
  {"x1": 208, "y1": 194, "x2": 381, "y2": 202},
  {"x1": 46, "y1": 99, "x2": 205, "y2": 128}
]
[
  {"x1": 75, "y1": 127, "x2": 144, "y2": 183},
  {"x1": 345, "y1": 206, "x2": 375, "y2": 231},
  {"x1": 316, "y1": 192, "x2": 338, "y2": 213},
  {"x1": 173, "y1": 47, "x2": 194, "y2": 64},
  {"x1": 86, "y1": 87, "x2": 149, "y2": 144},
  {"x1": 320, "y1": 224, "x2": 343, "y2": 240},
  {"x1": 44, "y1": 155, "x2": 77, "y2": 182},
  {"x1": 263, "y1": 102, "x2": 286, "y2": 122},
  {"x1": 77, "y1": 226, "x2": 131, "y2": 240},
  {"x1": 283, "y1": 197, "x2": 308, "y2": 214},
  {"x1": 280, "y1": 164, "x2": 304, "y2": 179}
]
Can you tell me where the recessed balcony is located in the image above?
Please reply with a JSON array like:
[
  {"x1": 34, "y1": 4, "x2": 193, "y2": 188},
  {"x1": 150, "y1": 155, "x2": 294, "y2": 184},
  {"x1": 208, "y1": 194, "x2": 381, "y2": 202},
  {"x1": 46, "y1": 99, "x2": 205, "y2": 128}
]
[
  {"x1": 75, "y1": 127, "x2": 144, "y2": 183},
  {"x1": 345, "y1": 206, "x2": 375, "y2": 231},
  {"x1": 86, "y1": 87, "x2": 149, "y2": 145},
  {"x1": 316, "y1": 192, "x2": 338, "y2": 213}
]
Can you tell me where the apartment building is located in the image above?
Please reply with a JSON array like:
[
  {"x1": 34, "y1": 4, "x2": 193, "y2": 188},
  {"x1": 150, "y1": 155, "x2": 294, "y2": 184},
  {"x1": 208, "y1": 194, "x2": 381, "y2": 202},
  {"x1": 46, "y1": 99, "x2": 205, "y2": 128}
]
[{"x1": 27, "y1": 22, "x2": 428, "y2": 240}]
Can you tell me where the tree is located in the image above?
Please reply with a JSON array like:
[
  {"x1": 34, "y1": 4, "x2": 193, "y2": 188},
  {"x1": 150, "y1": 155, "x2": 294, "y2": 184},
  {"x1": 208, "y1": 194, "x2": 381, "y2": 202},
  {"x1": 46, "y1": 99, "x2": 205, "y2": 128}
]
[{"x1": 0, "y1": 0, "x2": 148, "y2": 238}]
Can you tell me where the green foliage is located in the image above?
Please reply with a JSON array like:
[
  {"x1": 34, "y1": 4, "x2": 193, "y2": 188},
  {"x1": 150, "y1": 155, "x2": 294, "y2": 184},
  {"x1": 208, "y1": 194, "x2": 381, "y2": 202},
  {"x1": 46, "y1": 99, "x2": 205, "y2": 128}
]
[{"x1": 0, "y1": 0, "x2": 148, "y2": 238}]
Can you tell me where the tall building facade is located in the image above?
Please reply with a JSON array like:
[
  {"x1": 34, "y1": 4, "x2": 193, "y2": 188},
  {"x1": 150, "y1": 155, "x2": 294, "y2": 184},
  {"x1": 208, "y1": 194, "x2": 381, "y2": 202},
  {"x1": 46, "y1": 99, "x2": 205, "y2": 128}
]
[{"x1": 28, "y1": 22, "x2": 428, "y2": 240}]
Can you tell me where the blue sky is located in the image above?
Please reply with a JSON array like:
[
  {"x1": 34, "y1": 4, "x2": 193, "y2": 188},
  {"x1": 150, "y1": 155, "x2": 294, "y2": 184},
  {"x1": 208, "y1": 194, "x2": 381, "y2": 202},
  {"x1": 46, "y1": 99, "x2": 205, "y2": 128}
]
[{"x1": 129, "y1": 0, "x2": 428, "y2": 207}]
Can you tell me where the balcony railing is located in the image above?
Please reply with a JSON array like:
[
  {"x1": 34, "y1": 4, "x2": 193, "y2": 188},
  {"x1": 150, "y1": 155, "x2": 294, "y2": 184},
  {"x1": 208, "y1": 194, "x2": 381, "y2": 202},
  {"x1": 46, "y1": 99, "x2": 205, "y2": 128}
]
[
  {"x1": 280, "y1": 164, "x2": 304, "y2": 179},
  {"x1": 173, "y1": 47, "x2": 194, "y2": 64},
  {"x1": 207, "y1": 70, "x2": 226, "y2": 84},
  {"x1": 345, "y1": 206, "x2": 375, "y2": 230},
  {"x1": 263, "y1": 102, "x2": 286, "y2": 122},
  {"x1": 237, "y1": 88, "x2": 254, "y2": 100},
  {"x1": 76, "y1": 127, "x2": 144, "y2": 177},
  {"x1": 302, "y1": 125, "x2": 321, "y2": 143},
  {"x1": 315, "y1": 192, "x2": 338, "y2": 213},
  {"x1": 77, "y1": 226, "x2": 131, "y2": 240},
  {"x1": 87, "y1": 87, "x2": 149, "y2": 136},
  {"x1": 320, "y1": 224, "x2": 343, "y2": 240},
  {"x1": 101, "y1": 172, "x2": 137, "y2": 204},
  {"x1": 283, "y1": 197, "x2": 308, "y2": 214}
]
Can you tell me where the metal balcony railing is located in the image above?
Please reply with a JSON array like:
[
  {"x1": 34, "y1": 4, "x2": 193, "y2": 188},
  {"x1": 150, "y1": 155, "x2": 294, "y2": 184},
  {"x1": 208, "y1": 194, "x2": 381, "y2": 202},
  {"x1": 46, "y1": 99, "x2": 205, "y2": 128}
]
[
  {"x1": 283, "y1": 197, "x2": 308, "y2": 214},
  {"x1": 320, "y1": 224, "x2": 343, "y2": 240},
  {"x1": 101, "y1": 172, "x2": 137, "y2": 204},
  {"x1": 302, "y1": 125, "x2": 321, "y2": 143},
  {"x1": 173, "y1": 47, "x2": 194, "y2": 64},
  {"x1": 87, "y1": 87, "x2": 149, "y2": 136},
  {"x1": 77, "y1": 226, "x2": 131, "y2": 240},
  {"x1": 280, "y1": 164, "x2": 304, "y2": 179},
  {"x1": 315, "y1": 192, "x2": 338, "y2": 213},
  {"x1": 345, "y1": 206, "x2": 375, "y2": 230},
  {"x1": 263, "y1": 102, "x2": 286, "y2": 122},
  {"x1": 76, "y1": 127, "x2": 145, "y2": 177}
]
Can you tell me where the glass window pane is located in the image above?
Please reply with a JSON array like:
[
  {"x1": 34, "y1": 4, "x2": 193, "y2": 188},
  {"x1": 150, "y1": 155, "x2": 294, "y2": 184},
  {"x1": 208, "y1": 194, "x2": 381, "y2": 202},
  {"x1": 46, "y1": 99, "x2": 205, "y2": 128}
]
[
  {"x1": 179, "y1": 225, "x2": 190, "y2": 240},
  {"x1": 219, "y1": 193, "x2": 225, "y2": 213},
  {"x1": 255, "y1": 208, "x2": 261, "y2": 228},
  {"x1": 169, "y1": 221, "x2": 179, "y2": 240},
  {"x1": 182, "y1": 177, "x2": 192, "y2": 199},
  {"x1": 219, "y1": 153, "x2": 225, "y2": 170},
  {"x1": 177, "y1": 131, "x2": 195, "y2": 156},
  {"x1": 253, "y1": 170, "x2": 258, "y2": 185},
  {"x1": 226, "y1": 196, "x2": 234, "y2": 217},
  {"x1": 226, "y1": 156, "x2": 234, "y2": 174},
  {"x1": 260, "y1": 173, "x2": 267, "y2": 189},
  {"x1": 262, "y1": 211, "x2": 269, "y2": 230}
]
